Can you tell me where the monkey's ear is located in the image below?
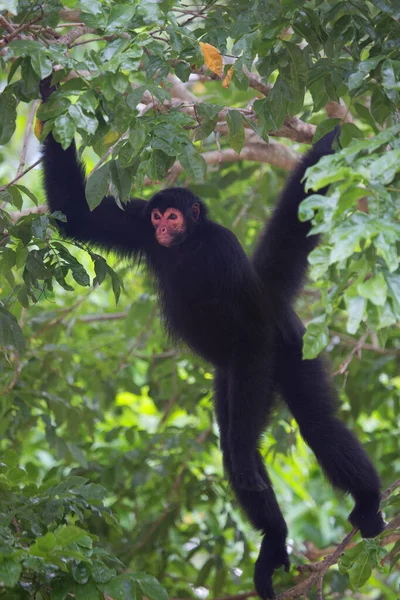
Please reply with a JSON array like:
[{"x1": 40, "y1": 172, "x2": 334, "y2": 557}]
[{"x1": 192, "y1": 202, "x2": 200, "y2": 221}]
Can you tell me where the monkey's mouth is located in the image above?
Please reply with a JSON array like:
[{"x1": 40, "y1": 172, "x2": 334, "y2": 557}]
[
  {"x1": 156, "y1": 232, "x2": 175, "y2": 247},
  {"x1": 156, "y1": 231, "x2": 185, "y2": 247}
]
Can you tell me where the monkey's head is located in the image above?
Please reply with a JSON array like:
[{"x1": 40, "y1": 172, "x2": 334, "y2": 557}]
[{"x1": 147, "y1": 188, "x2": 207, "y2": 248}]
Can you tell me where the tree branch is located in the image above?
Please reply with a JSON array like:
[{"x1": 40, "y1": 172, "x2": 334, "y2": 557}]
[{"x1": 170, "y1": 479, "x2": 400, "y2": 600}]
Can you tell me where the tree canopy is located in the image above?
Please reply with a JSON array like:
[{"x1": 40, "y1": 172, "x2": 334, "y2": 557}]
[{"x1": 0, "y1": 1, "x2": 399, "y2": 599}]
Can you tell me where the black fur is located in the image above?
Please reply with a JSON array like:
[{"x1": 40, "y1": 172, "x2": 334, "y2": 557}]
[{"x1": 42, "y1": 128, "x2": 384, "y2": 599}]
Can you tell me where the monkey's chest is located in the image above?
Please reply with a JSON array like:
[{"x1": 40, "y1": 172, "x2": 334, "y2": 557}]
[{"x1": 159, "y1": 274, "x2": 265, "y2": 366}]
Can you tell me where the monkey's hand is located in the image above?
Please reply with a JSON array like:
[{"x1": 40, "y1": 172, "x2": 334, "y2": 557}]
[
  {"x1": 40, "y1": 75, "x2": 57, "y2": 102},
  {"x1": 254, "y1": 535, "x2": 290, "y2": 599}
]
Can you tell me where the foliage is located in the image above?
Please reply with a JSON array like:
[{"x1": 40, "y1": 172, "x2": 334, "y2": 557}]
[{"x1": 0, "y1": 1, "x2": 399, "y2": 599}]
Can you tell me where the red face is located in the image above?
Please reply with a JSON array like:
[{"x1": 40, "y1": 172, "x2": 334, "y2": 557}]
[{"x1": 151, "y1": 204, "x2": 200, "y2": 247}]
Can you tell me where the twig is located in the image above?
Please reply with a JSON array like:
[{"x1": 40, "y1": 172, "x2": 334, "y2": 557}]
[
  {"x1": 0, "y1": 158, "x2": 42, "y2": 194},
  {"x1": 113, "y1": 305, "x2": 158, "y2": 373},
  {"x1": 333, "y1": 331, "x2": 369, "y2": 376},
  {"x1": 29, "y1": 294, "x2": 90, "y2": 339},
  {"x1": 2, "y1": 354, "x2": 20, "y2": 394},
  {"x1": 382, "y1": 478, "x2": 400, "y2": 501},
  {"x1": 91, "y1": 133, "x2": 128, "y2": 173}
]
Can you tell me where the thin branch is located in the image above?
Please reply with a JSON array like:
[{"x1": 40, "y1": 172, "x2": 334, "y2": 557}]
[
  {"x1": 181, "y1": 479, "x2": 400, "y2": 600},
  {"x1": 2, "y1": 354, "x2": 20, "y2": 394},
  {"x1": 8, "y1": 205, "x2": 47, "y2": 224},
  {"x1": 382, "y1": 478, "x2": 400, "y2": 501},
  {"x1": 331, "y1": 330, "x2": 400, "y2": 357},
  {"x1": 58, "y1": 25, "x2": 95, "y2": 46},
  {"x1": 333, "y1": 331, "x2": 369, "y2": 376},
  {"x1": 0, "y1": 158, "x2": 42, "y2": 194}
]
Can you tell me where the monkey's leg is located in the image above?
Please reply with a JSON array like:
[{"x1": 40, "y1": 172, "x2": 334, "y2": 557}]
[
  {"x1": 214, "y1": 368, "x2": 289, "y2": 600},
  {"x1": 276, "y1": 331, "x2": 385, "y2": 538},
  {"x1": 226, "y1": 353, "x2": 276, "y2": 492}
]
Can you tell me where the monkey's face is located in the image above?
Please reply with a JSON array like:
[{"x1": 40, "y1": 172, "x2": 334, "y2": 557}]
[{"x1": 151, "y1": 203, "x2": 200, "y2": 247}]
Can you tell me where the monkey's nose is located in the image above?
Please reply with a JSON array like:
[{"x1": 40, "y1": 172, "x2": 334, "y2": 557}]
[{"x1": 161, "y1": 226, "x2": 167, "y2": 233}]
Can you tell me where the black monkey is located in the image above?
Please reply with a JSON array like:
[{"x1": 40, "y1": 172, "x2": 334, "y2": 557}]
[{"x1": 41, "y1": 87, "x2": 384, "y2": 597}]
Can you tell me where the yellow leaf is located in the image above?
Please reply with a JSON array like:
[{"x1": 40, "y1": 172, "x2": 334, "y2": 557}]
[
  {"x1": 222, "y1": 66, "x2": 234, "y2": 88},
  {"x1": 34, "y1": 117, "x2": 44, "y2": 140},
  {"x1": 104, "y1": 131, "x2": 119, "y2": 144},
  {"x1": 199, "y1": 42, "x2": 223, "y2": 77}
]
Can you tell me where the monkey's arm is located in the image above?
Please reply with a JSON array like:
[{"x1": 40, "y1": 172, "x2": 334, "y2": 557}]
[
  {"x1": 43, "y1": 133, "x2": 149, "y2": 258},
  {"x1": 251, "y1": 128, "x2": 339, "y2": 303}
]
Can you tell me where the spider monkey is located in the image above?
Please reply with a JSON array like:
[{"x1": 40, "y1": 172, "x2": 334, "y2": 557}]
[{"x1": 40, "y1": 80, "x2": 385, "y2": 599}]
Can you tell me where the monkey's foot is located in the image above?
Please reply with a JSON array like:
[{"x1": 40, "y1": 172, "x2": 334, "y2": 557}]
[
  {"x1": 349, "y1": 504, "x2": 386, "y2": 538},
  {"x1": 232, "y1": 469, "x2": 269, "y2": 492},
  {"x1": 254, "y1": 537, "x2": 290, "y2": 599}
]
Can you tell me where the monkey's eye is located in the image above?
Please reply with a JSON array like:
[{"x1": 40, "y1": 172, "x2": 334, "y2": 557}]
[
  {"x1": 168, "y1": 213, "x2": 178, "y2": 220},
  {"x1": 153, "y1": 213, "x2": 161, "y2": 220}
]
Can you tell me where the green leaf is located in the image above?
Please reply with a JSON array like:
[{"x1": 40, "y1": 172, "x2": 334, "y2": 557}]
[
  {"x1": 79, "y1": 91, "x2": 99, "y2": 114},
  {"x1": 67, "y1": 442, "x2": 89, "y2": 468},
  {"x1": 128, "y1": 121, "x2": 149, "y2": 155},
  {"x1": 350, "y1": 550, "x2": 373, "y2": 589},
  {"x1": 71, "y1": 264, "x2": 91, "y2": 287},
  {"x1": 0, "y1": 92, "x2": 17, "y2": 145},
  {"x1": 30, "y1": 49, "x2": 52, "y2": 79},
  {"x1": 54, "y1": 114, "x2": 77, "y2": 150},
  {"x1": 135, "y1": 573, "x2": 168, "y2": 600},
  {"x1": 75, "y1": 582, "x2": 101, "y2": 600},
  {"x1": 26, "y1": 250, "x2": 51, "y2": 280},
  {"x1": 37, "y1": 96, "x2": 71, "y2": 121},
  {"x1": 0, "y1": 559, "x2": 22, "y2": 587},
  {"x1": 0, "y1": 248, "x2": 16, "y2": 271},
  {"x1": 0, "y1": 307, "x2": 25, "y2": 355},
  {"x1": 195, "y1": 559, "x2": 214, "y2": 587},
  {"x1": 302, "y1": 315, "x2": 329, "y2": 359},
  {"x1": 85, "y1": 163, "x2": 110, "y2": 211},
  {"x1": 108, "y1": 4, "x2": 135, "y2": 29},
  {"x1": 357, "y1": 273, "x2": 387, "y2": 307},
  {"x1": 227, "y1": 110, "x2": 245, "y2": 154},
  {"x1": 81, "y1": 0, "x2": 102, "y2": 15},
  {"x1": 90, "y1": 561, "x2": 115, "y2": 584},
  {"x1": 15, "y1": 184, "x2": 39, "y2": 206},
  {"x1": 345, "y1": 291, "x2": 366, "y2": 335},
  {"x1": 101, "y1": 575, "x2": 137, "y2": 600},
  {"x1": 51, "y1": 582, "x2": 75, "y2": 600},
  {"x1": 72, "y1": 562, "x2": 90, "y2": 585},
  {"x1": 37, "y1": 532, "x2": 57, "y2": 551},
  {"x1": 179, "y1": 144, "x2": 207, "y2": 182},
  {"x1": 369, "y1": 148, "x2": 400, "y2": 184},
  {"x1": 110, "y1": 270, "x2": 122, "y2": 303},
  {"x1": 3, "y1": 449, "x2": 19, "y2": 468},
  {"x1": 381, "y1": 58, "x2": 398, "y2": 103},
  {"x1": 110, "y1": 160, "x2": 132, "y2": 202},
  {"x1": 69, "y1": 105, "x2": 98, "y2": 135},
  {"x1": 54, "y1": 525, "x2": 90, "y2": 548},
  {"x1": 94, "y1": 256, "x2": 108, "y2": 285}
]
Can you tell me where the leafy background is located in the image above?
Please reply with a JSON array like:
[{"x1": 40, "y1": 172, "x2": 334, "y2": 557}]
[{"x1": 0, "y1": 1, "x2": 399, "y2": 599}]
